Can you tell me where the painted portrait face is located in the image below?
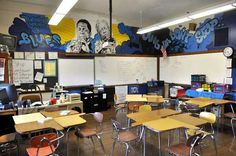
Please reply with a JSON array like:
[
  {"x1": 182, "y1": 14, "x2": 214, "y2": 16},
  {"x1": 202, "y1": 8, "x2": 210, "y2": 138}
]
[
  {"x1": 77, "y1": 22, "x2": 90, "y2": 40},
  {"x1": 98, "y1": 22, "x2": 110, "y2": 41}
]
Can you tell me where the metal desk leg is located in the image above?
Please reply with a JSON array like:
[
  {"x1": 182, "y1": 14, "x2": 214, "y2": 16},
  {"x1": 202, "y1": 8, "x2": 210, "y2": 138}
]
[
  {"x1": 66, "y1": 127, "x2": 73, "y2": 156},
  {"x1": 143, "y1": 126, "x2": 146, "y2": 156},
  {"x1": 158, "y1": 132, "x2": 161, "y2": 156}
]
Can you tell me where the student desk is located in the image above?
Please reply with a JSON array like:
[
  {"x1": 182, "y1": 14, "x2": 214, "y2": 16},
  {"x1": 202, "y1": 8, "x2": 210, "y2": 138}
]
[
  {"x1": 186, "y1": 97, "x2": 214, "y2": 108},
  {"x1": 13, "y1": 112, "x2": 45, "y2": 124},
  {"x1": 168, "y1": 113, "x2": 208, "y2": 126},
  {"x1": 40, "y1": 110, "x2": 80, "y2": 118},
  {"x1": 142, "y1": 118, "x2": 199, "y2": 156},
  {"x1": 127, "y1": 108, "x2": 180, "y2": 126}
]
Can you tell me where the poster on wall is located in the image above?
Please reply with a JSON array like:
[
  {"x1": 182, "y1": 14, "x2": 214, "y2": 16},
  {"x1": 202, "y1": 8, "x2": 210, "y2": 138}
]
[{"x1": 0, "y1": 58, "x2": 5, "y2": 81}]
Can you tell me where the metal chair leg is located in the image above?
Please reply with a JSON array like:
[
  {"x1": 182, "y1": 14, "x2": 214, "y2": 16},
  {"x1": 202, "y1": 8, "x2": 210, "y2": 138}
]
[
  {"x1": 96, "y1": 135, "x2": 106, "y2": 154},
  {"x1": 211, "y1": 135, "x2": 217, "y2": 156},
  {"x1": 90, "y1": 136, "x2": 95, "y2": 147},
  {"x1": 124, "y1": 142, "x2": 129, "y2": 156},
  {"x1": 110, "y1": 140, "x2": 116, "y2": 156},
  {"x1": 231, "y1": 118, "x2": 235, "y2": 138}
]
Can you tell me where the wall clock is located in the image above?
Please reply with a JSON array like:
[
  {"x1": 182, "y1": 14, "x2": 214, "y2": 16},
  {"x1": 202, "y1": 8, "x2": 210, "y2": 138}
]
[{"x1": 223, "y1": 47, "x2": 234, "y2": 57}]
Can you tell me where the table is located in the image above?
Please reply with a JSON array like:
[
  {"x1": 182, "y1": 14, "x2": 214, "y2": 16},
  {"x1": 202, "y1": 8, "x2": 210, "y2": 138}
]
[
  {"x1": 54, "y1": 114, "x2": 86, "y2": 156},
  {"x1": 14, "y1": 120, "x2": 64, "y2": 134},
  {"x1": 186, "y1": 97, "x2": 214, "y2": 108},
  {"x1": 17, "y1": 100, "x2": 83, "y2": 115},
  {"x1": 169, "y1": 113, "x2": 208, "y2": 126},
  {"x1": 0, "y1": 109, "x2": 17, "y2": 116},
  {"x1": 13, "y1": 112, "x2": 45, "y2": 124},
  {"x1": 142, "y1": 118, "x2": 198, "y2": 156},
  {"x1": 54, "y1": 114, "x2": 86, "y2": 128},
  {"x1": 127, "y1": 108, "x2": 180, "y2": 126},
  {"x1": 40, "y1": 110, "x2": 79, "y2": 118}
]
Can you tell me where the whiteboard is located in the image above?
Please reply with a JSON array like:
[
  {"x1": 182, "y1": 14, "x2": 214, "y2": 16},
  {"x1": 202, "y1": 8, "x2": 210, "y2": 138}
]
[
  {"x1": 58, "y1": 59, "x2": 94, "y2": 86},
  {"x1": 160, "y1": 53, "x2": 227, "y2": 84},
  {"x1": 12, "y1": 60, "x2": 34, "y2": 86},
  {"x1": 95, "y1": 57, "x2": 157, "y2": 85}
]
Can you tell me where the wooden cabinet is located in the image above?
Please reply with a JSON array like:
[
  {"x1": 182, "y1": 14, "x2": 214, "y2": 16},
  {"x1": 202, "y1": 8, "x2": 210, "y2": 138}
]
[{"x1": 0, "y1": 53, "x2": 12, "y2": 83}]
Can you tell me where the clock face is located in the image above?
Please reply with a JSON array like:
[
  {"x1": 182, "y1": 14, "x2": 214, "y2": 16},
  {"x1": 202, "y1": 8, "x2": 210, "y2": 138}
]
[{"x1": 223, "y1": 47, "x2": 233, "y2": 57}]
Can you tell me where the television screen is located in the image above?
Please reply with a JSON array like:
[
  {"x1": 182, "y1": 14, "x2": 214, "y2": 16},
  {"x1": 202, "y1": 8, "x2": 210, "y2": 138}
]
[
  {"x1": 0, "y1": 83, "x2": 17, "y2": 103},
  {"x1": 0, "y1": 33, "x2": 17, "y2": 52}
]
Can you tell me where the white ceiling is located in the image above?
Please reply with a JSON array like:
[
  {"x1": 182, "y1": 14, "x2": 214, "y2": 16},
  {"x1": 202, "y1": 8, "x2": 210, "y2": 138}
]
[{"x1": 8, "y1": 0, "x2": 232, "y2": 26}]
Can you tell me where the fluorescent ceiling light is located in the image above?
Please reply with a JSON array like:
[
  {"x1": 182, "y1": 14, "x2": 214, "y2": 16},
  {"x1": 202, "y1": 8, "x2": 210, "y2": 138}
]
[
  {"x1": 189, "y1": 4, "x2": 235, "y2": 19},
  {"x1": 56, "y1": 0, "x2": 78, "y2": 14},
  {"x1": 158, "y1": 17, "x2": 191, "y2": 28},
  {"x1": 137, "y1": 1, "x2": 236, "y2": 34},
  {"x1": 48, "y1": 13, "x2": 65, "y2": 25},
  {"x1": 137, "y1": 26, "x2": 160, "y2": 34},
  {"x1": 48, "y1": 0, "x2": 78, "y2": 25}
]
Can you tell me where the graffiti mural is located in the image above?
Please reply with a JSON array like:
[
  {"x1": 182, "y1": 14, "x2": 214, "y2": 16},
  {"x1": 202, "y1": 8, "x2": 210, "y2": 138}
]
[{"x1": 8, "y1": 10, "x2": 236, "y2": 54}]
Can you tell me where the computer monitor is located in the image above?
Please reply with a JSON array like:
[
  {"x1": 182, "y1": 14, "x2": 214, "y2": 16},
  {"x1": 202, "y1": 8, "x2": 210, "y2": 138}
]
[
  {"x1": 0, "y1": 88, "x2": 10, "y2": 104},
  {"x1": 0, "y1": 83, "x2": 17, "y2": 103}
]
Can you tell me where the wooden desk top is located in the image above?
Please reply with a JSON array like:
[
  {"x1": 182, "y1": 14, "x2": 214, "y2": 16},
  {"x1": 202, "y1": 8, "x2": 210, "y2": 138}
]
[
  {"x1": 187, "y1": 97, "x2": 236, "y2": 107},
  {"x1": 0, "y1": 109, "x2": 17, "y2": 116},
  {"x1": 169, "y1": 113, "x2": 208, "y2": 126},
  {"x1": 13, "y1": 112, "x2": 45, "y2": 124},
  {"x1": 143, "y1": 118, "x2": 198, "y2": 132},
  {"x1": 127, "y1": 109, "x2": 180, "y2": 124},
  {"x1": 40, "y1": 110, "x2": 79, "y2": 118},
  {"x1": 186, "y1": 98, "x2": 214, "y2": 108},
  {"x1": 15, "y1": 119, "x2": 64, "y2": 134},
  {"x1": 54, "y1": 114, "x2": 86, "y2": 128},
  {"x1": 125, "y1": 96, "x2": 147, "y2": 102}
]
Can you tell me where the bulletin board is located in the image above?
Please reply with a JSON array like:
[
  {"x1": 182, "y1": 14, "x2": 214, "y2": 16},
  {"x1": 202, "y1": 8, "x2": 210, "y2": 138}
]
[
  {"x1": 159, "y1": 52, "x2": 227, "y2": 84},
  {"x1": 12, "y1": 52, "x2": 58, "y2": 90}
]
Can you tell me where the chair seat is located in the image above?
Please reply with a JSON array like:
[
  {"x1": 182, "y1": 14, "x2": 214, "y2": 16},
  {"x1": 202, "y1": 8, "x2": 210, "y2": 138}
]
[
  {"x1": 26, "y1": 146, "x2": 55, "y2": 156},
  {"x1": 165, "y1": 143, "x2": 191, "y2": 156},
  {"x1": 0, "y1": 133, "x2": 15, "y2": 144},
  {"x1": 119, "y1": 131, "x2": 138, "y2": 142},
  {"x1": 225, "y1": 112, "x2": 236, "y2": 118},
  {"x1": 78, "y1": 128, "x2": 97, "y2": 137}
]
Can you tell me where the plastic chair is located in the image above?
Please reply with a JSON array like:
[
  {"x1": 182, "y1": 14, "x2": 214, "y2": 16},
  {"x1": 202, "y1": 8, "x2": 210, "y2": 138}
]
[
  {"x1": 187, "y1": 112, "x2": 217, "y2": 154},
  {"x1": 0, "y1": 133, "x2": 18, "y2": 155},
  {"x1": 138, "y1": 105, "x2": 152, "y2": 112},
  {"x1": 128, "y1": 102, "x2": 144, "y2": 113},
  {"x1": 224, "y1": 104, "x2": 236, "y2": 138},
  {"x1": 110, "y1": 118, "x2": 143, "y2": 156},
  {"x1": 165, "y1": 132, "x2": 204, "y2": 156},
  {"x1": 21, "y1": 94, "x2": 41, "y2": 103},
  {"x1": 114, "y1": 94, "x2": 127, "y2": 113},
  {"x1": 75, "y1": 112, "x2": 106, "y2": 153},
  {"x1": 26, "y1": 131, "x2": 64, "y2": 156}
]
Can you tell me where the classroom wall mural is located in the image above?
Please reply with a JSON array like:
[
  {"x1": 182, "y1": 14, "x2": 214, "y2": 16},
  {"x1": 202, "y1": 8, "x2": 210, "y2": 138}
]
[
  {"x1": 7, "y1": 10, "x2": 236, "y2": 55},
  {"x1": 8, "y1": 12, "x2": 144, "y2": 54}
]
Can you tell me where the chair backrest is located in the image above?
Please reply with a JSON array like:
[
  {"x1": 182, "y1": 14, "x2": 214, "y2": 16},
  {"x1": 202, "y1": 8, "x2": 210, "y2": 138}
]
[
  {"x1": 30, "y1": 133, "x2": 57, "y2": 148},
  {"x1": 139, "y1": 105, "x2": 152, "y2": 112},
  {"x1": 111, "y1": 118, "x2": 122, "y2": 132},
  {"x1": 92, "y1": 112, "x2": 103, "y2": 123},
  {"x1": 21, "y1": 94, "x2": 41, "y2": 103},
  {"x1": 186, "y1": 132, "x2": 203, "y2": 148},
  {"x1": 128, "y1": 102, "x2": 144, "y2": 112},
  {"x1": 200, "y1": 112, "x2": 216, "y2": 124}
]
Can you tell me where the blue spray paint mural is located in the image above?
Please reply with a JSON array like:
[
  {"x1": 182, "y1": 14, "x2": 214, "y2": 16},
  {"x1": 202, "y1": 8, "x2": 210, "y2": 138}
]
[{"x1": 9, "y1": 13, "x2": 65, "y2": 51}]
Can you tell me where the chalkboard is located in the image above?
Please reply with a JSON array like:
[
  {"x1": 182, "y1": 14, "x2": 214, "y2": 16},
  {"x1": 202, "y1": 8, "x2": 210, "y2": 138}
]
[
  {"x1": 58, "y1": 59, "x2": 94, "y2": 86},
  {"x1": 12, "y1": 60, "x2": 34, "y2": 86},
  {"x1": 95, "y1": 56, "x2": 157, "y2": 85},
  {"x1": 160, "y1": 52, "x2": 227, "y2": 84}
]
